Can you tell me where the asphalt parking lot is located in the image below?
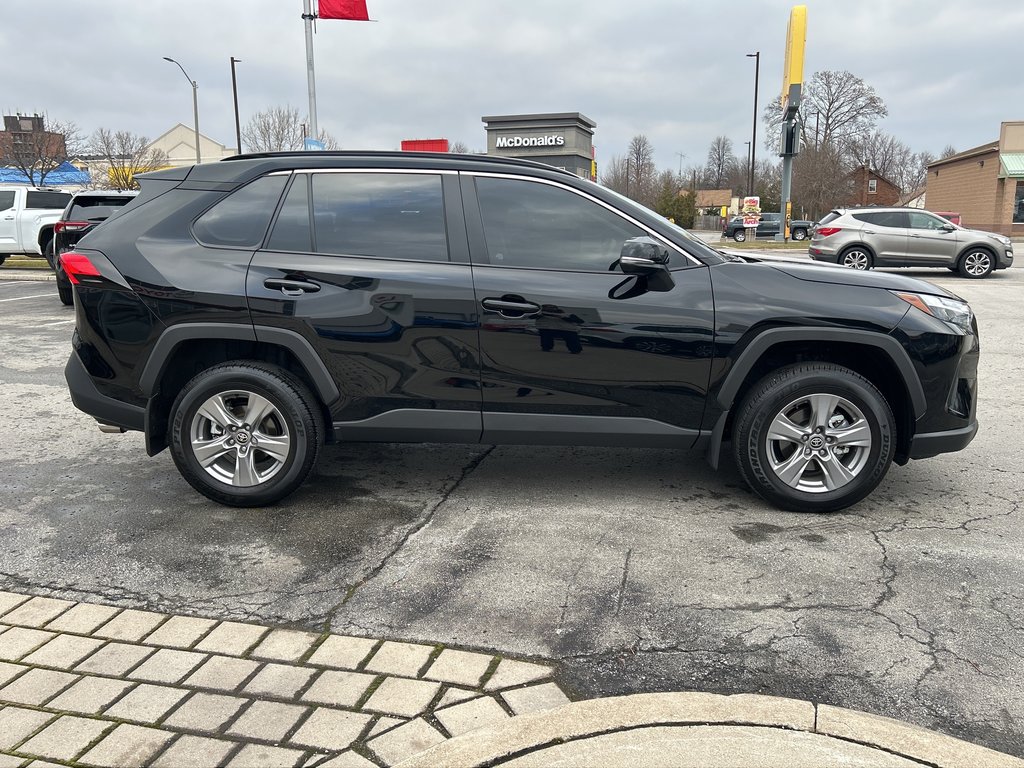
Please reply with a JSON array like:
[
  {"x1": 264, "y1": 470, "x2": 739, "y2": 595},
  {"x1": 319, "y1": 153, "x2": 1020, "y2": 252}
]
[{"x1": 1, "y1": 263, "x2": 1022, "y2": 758}]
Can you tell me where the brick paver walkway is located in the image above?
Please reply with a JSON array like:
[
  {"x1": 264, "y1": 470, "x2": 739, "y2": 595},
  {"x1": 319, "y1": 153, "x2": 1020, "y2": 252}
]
[{"x1": 0, "y1": 592, "x2": 570, "y2": 767}]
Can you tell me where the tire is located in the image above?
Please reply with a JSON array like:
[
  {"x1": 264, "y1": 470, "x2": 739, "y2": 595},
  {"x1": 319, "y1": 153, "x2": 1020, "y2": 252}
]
[
  {"x1": 732, "y1": 362, "x2": 895, "y2": 513},
  {"x1": 733, "y1": 230, "x2": 746, "y2": 243},
  {"x1": 839, "y1": 247, "x2": 872, "y2": 270},
  {"x1": 169, "y1": 362, "x2": 323, "y2": 507},
  {"x1": 957, "y1": 247, "x2": 994, "y2": 279},
  {"x1": 44, "y1": 239, "x2": 56, "y2": 270},
  {"x1": 57, "y1": 269, "x2": 73, "y2": 306},
  {"x1": 791, "y1": 227, "x2": 808, "y2": 241}
]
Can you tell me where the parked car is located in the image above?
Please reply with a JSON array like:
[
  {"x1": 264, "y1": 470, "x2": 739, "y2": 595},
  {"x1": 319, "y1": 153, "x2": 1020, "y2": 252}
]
[
  {"x1": 723, "y1": 211, "x2": 815, "y2": 242},
  {"x1": 809, "y1": 207, "x2": 1013, "y2": 278},
  {"x1": 0, "y1": 186, "x2": 71, "y2": 265},
  {"x1": 62, "y1": 152, "x2": 979, "y2": 513},
  {"x1": 50, "y1": 190, "x2": 139, "y2": 304}
]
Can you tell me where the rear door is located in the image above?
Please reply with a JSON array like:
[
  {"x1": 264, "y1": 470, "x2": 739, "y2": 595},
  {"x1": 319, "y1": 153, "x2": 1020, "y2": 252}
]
[
  {"x1": 853, "y1": 211, "x2": 908, "y2": 263},
  {"x1": 247, "y1": 169, "x2": 482, "y2": 441},
  {"x1": 462, "y1": 173, "x2": 714, "y2": 445}
]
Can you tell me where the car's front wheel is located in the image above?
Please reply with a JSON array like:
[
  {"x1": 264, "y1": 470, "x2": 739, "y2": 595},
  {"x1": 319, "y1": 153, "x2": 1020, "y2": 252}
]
[
  {"x1": 733, "y1": 230, "x2": 746, "y2": 243},
  {"x1": 840, "y1": 247, "x2": 872, "y2": 270},
  {"x1": 958, "y1": 248, "x2": 994, "y2": 279},
  {"x1": 169, "y1": 362, "x2": 323, "y2": 506},
  {"x1": 732, "y1": 363, "x2": 895, "y2": 513}
]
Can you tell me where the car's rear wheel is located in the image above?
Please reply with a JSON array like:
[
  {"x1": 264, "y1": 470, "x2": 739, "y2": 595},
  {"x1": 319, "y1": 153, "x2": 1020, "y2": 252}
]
[
  {"x1": 958, "y1": 248, "x2": 994, "y2": 279},
  {"x1": 791, "y1": 227, "x2": 808, "y2": 241},
  {"x1": 169, "y1": 362, "x2": 323, "y2": 507},
  {"x1": 732, "y1": 363, "x2": 895, "y2": 513},
  {"x1": 840, "y1": 247, "x2": 872, "y2": 270},
  {"x1": 56, "y1": 267, "x2": 73, "y2": 305},
  {"x1": 733, "y1": 230, "x2": 746, "y2": 242}
]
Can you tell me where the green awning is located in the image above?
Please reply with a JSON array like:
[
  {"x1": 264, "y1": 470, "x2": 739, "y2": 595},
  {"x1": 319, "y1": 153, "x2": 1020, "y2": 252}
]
[{"x1": 1000, "y1": 152, "x2": 1024, "y2": 178}]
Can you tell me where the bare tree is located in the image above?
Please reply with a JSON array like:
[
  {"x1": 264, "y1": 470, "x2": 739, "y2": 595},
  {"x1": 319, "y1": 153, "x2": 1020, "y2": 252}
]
[
  {"x1": 626, "y1": 135, "x2": 657, "y2": 206},
  {"x1": 242, "y1": 106, "x2": 339, "y2": 152},
  {"x1": 791, "y1": 144, "x2": 854, "y2": 221},
  {"x1": 0, "y1": 115, "x2": 82, "y2": 186},
  {"x1": 765, "y1": 70, "x2": 887, "y2": 158},
  {"x1": 448, "y1": 140, "x2": 469, "y2": 153},
  {"x1": 703, "y1": 136, "x2": 738, "y2": 190},
  {"x1": 88, "y1": 128, "x2": 168, "y2": 190},
  {"x1": 940, "y1": 144, "x2": 957, "y2": 159}
]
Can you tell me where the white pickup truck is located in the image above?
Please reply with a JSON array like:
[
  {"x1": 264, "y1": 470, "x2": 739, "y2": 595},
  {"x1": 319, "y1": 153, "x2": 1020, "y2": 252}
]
[{"x1": 0, "y1": 187, "x2": 73, "y2": 265}]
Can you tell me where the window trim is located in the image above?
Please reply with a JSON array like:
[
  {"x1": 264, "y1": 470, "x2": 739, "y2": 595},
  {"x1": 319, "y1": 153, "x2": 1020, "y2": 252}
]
[
  {"x1": 463, "y1": 171, "x2": 700, "y2": 269},
  {"x1": 867, "y1": 179, "x2": 878, "y2": 194}
]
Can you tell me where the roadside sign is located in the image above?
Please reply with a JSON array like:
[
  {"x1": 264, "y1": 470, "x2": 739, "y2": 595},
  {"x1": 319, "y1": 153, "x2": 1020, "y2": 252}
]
[
  {"x1": 782, "y1": 5, "x2": 807, "y2": 118},
  {"x1": 742, "y1": 196, "x2": 761, "y2": 214},
  {"x1": 743, "y1": 216, "x2": 760, "y2": 228}
]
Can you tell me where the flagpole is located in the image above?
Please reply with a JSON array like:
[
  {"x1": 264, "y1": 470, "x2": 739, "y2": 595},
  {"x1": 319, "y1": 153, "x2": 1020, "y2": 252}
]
[{"x1": 302, "y1": 0, "x2": 318, "y2": 141}]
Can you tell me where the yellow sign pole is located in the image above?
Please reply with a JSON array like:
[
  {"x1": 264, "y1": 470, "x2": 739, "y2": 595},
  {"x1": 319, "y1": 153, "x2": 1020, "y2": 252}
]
[{"x1": 777, "y1": 5, "x2": 807, "y2": 241}]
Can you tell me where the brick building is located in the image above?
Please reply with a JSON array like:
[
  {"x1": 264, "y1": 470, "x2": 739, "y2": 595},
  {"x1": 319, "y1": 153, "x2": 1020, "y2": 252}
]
[
  {"x1": 0, "y1": 114, "x2": 66, "y2": 167},
  {"x1": 844, "y1": 165, "x2": 901, "y2": 207},
  {"x1": 925, "y1": 121, "x2": 1024, "y2": 236}
]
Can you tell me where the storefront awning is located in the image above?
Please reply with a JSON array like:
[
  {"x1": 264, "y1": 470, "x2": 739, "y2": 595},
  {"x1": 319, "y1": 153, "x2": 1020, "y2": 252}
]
[{"x1": 1000, "y1": 153, "x2": 1024, "y2": 178}]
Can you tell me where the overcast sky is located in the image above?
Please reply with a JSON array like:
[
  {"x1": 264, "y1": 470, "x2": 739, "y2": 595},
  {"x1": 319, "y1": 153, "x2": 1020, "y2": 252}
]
[{"x1": 3, "y1": 0, "x2": 1021, "y2": 174}]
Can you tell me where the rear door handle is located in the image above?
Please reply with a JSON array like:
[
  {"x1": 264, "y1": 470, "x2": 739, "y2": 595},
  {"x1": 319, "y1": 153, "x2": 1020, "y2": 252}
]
[
  {"x1": 264, "y1": 278, "x2": 321, "y2": 296},
  {"x1": 481, "y1": 297, "x2": 541, "y2": 317}
]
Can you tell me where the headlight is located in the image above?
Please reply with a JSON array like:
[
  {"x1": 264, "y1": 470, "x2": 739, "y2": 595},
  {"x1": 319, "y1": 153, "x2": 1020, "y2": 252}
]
[
  {"x1": 893, "y1": 291, "x2": 974, "y2": 332},
  {"x1": 998, "y1": 235, "x2": 1012, "y2": 246}
]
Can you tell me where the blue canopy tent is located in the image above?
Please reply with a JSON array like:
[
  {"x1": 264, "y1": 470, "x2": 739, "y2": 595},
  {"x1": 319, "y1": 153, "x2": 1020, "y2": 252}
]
[{"x1": 0, "y1": 160, "x2": 90, "y2": 186}]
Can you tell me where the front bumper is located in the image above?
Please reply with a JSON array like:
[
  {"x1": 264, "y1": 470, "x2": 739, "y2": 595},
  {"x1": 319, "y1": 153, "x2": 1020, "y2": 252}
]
[
  {"x1": 996, "y1": 244, "x2": 1013, "y2": 269},
  {"x1": 908, "y1": 421, "x2": 978, "y2": 459}
]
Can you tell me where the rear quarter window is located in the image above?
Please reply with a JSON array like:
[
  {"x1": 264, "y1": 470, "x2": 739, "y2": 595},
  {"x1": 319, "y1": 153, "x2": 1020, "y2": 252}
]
[{"x1": 192, "y1": 175, "x2": 288, "y2": 248}]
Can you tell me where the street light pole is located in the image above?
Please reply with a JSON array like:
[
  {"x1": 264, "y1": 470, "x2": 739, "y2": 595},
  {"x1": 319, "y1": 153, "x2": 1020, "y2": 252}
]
[
  {"x1": 744, "y1": 141, "x2": 752, "y2": 197},
  {"x1": 230, "y1": 57, "x2": 242, "y2": 155},
  {"x1": 163, "y1": 57, "x2": 201, "y2": 165},
  {"x1": 746, "y1": 51, "x2": 760, "y2": 197}
]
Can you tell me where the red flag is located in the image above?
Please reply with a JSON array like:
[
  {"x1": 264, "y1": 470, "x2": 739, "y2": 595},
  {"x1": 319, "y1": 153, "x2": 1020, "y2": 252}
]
[{"x1": 318, "y1": 0, "x2": 370, "y2": 20}]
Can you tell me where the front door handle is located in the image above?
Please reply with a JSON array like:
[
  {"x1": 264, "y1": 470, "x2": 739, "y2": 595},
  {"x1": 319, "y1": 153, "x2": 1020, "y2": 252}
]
[
  {"x1": 264, "y1": 278, "x2": 321, "y2": 296},
  {"x1": 481, "y1": 297, "x2": 541, "y2": 317}
]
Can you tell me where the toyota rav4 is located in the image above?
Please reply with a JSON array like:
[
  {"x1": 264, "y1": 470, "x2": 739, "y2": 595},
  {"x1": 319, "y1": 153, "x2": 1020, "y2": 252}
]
[{"x1": 62, "y1": 152, "x2": 979, "y2": 513}]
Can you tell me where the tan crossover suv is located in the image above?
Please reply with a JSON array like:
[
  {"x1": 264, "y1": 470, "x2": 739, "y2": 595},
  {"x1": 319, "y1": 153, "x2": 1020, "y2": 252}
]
[{"x1": 809, "y1": 207, "x2": 1014, "y2": 278}]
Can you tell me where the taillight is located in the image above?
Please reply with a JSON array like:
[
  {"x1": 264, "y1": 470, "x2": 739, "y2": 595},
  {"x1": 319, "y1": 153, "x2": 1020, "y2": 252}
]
[
  {"x1": 54, "y1": 221, "x2": 90, "y2": 234},
  {"x1": 60, "y1": 251, "x2": 101, "y2": 284},
  {"x1": 816, "y1": 227, "x2": 842, "y2": 237}
]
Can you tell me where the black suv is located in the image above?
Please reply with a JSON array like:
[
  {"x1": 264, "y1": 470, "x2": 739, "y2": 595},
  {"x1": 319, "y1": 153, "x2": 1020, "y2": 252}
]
[
  {"x1": 62, "y1": 152, "x2": 979, "y2": 513},
  {"x1": 50, "y1": 190, "x2": 138, "y2": 304}
]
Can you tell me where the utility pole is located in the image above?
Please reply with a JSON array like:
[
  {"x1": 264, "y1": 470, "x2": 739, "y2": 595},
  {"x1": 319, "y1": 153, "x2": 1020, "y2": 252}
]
[
  {"x1": 746, "y1": 51, "x2": 760, "y2": 199},
  {"x1": 302, "y1": 0, "x2": 318, "y2": 140},
  {"x1": 163, "y1": 57, "x2": 201, "y2": 165},
  {"x1": 676, "y1": 151, "x2": 686, "y2": 179}
]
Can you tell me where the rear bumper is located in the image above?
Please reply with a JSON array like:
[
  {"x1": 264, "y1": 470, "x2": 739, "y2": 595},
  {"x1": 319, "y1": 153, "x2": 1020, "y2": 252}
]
[
  {"x1": 65, "y1": 352, "x2": 145, "y2": 432},
  {"x1": 908, "y1": 421, "x2": 978, "y2": 460}
]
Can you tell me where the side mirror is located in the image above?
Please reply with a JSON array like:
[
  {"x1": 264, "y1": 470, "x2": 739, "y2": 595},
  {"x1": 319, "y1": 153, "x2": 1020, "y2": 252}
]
[
  {"x1": 619, "y1": 236, "x2": 671, "y2": 274},
  {"x1": 939, "y1": 223, "x2": 955, "y2": 233}
]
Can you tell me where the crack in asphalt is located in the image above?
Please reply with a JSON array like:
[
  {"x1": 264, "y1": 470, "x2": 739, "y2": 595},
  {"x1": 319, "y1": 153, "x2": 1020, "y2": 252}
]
[{"x1": 329, "y1": 446, "x2": 496, "y2": 617}]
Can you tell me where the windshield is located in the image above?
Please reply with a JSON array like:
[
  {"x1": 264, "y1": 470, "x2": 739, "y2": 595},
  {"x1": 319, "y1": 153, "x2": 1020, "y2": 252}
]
[{"x1": 590, "y1": 182, "x2": 726, "y2": 264}]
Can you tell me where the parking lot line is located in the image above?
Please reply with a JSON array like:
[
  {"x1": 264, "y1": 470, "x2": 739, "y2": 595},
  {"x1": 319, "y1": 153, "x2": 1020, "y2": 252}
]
[
  {"x1": 39, "y1": 320, "x2": 75, "y2": 327},
  {"x1": 0, "y1": 293, "x2": 58, "y2": 302}
]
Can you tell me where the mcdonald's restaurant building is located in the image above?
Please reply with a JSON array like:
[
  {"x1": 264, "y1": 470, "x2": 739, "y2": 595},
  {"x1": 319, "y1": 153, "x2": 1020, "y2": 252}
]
[
  {"x1": 482, "y1": 113, "x2": 597, "y2": 180},
  {"x1": 926, "y1": 121, "x2": 1024, "y2": 237}
]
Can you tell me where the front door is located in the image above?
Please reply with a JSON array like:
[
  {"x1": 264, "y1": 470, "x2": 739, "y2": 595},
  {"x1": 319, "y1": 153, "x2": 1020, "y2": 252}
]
[
  {"x1": 461, "y1": 174, "x2": 714, "y2": 446},
  {"x1": 0, "y1": 190, "x2": 17, "y2": 251},
  {"x1": 247, "y1": 170, "x2": 482, "y2": 441},
  {"x1": 906, "y1": 210, "x2": 960, "y2": 265}
]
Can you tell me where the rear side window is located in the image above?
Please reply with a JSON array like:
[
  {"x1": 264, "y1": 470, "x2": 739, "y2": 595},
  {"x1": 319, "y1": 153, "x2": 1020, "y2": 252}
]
[
  {"x1": 26, "y1": 191, "x2": 71, "y2": 209},
  {"x1": 310, "y1": 173, "x2": 448, "y2": 262},
  {"x1": 193, "y1": 175, "x2": 288, "y2": 248},
  {"x1": 817, "y1": 211, "x2": 841, "y2": 225},
  {"x1": 0, "y1": 191, "x2": 14, "y2": 211},
  {"x1": 852, "y1": 211, "x2": 906, "y2": 228},
  {"x1": 67, "y1": 196, "x2": 136, "y2": 222}
]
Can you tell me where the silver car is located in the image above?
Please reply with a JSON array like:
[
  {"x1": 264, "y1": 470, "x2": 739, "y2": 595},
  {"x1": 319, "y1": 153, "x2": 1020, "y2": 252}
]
[{"x1": 809, "y1": 207, "x2": 1014, "y2": 278}]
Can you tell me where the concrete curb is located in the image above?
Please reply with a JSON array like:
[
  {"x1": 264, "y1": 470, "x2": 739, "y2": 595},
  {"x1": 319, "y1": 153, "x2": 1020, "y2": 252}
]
[
  {"x1": 396, "y1": 692, "x2": 1024, "y2": 768},
  {"x1": 0, "y1": 268, "x2": 54, "y2": 281}
]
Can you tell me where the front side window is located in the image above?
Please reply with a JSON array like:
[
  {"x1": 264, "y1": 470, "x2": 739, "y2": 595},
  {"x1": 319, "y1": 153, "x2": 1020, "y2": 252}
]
[
  {"x1": 908, "y1": 211, "x2": 948, "y2": 230},
  {"x1": 311, "y1": 173, "x2": 448, "y2": 262},
  {"x1": 475, "y1": 177, "x2": 647, "y2": 271},
  {"x1": 1014, "y1": 182, "x2": 1024, "y2": 224},
  {"x1": 193, "y1": 175, "x2": 288, "y2": 248}
]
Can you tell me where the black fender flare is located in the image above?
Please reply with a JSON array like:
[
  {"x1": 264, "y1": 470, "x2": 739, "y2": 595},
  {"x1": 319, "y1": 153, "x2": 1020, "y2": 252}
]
[
  {"x1": 138, "y1": 322, "x2": 340, "y2": 404},
  {"x1": 705, "y1": 327, "x2": 926, "y2": 468}
]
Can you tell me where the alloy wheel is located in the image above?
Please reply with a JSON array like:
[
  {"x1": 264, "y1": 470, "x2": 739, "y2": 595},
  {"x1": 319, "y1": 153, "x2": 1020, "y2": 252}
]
[{"x1": 842, "y1": 250, "x2": 870, "y2": 270}]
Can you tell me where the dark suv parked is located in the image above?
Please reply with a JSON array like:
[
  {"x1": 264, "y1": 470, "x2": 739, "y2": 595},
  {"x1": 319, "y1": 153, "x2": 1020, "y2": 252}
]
[
  {"x1": 50, "y1": 190, "x2": 138, "y2": 304},
  {"x1": 62, "y1": 152, "x2": 979, "y2": 513}
]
